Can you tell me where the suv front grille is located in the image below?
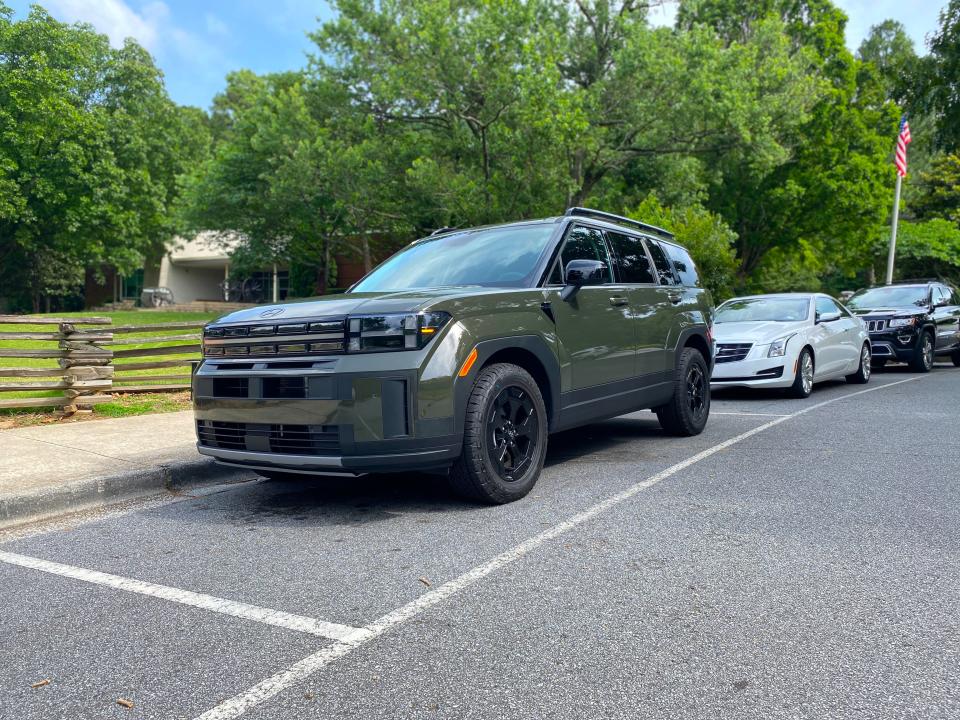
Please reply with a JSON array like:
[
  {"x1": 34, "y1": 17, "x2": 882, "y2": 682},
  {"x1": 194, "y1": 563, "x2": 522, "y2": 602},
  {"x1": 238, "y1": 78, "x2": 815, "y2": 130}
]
[
  {"x1": 715, "y1": 343, "x2": 752, "y2": 363},
  {"x1": 203, "y1": 318, "x2": 346, "y2": 358},
  {"x1": 863, "y1": 319, "x2": 885, "y2": 332},
  {"x1": 197, "y1": 421, "x2": 340, "y2": 455}
]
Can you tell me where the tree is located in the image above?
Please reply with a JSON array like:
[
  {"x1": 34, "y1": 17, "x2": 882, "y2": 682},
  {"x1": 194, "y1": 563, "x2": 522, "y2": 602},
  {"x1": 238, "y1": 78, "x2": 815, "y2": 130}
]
[
  {"x1": 856, "y1": 20, "x2": 918, "y2": 107},
  {"x1": 921, "y1": 0, "x2": 960, "y2": 152},
  {"x1": 0, "y1": 4, "x2": 205, "y2": 311},
  {"x1": 911, "y1": 154, "x2": 960, "y2": 225}
]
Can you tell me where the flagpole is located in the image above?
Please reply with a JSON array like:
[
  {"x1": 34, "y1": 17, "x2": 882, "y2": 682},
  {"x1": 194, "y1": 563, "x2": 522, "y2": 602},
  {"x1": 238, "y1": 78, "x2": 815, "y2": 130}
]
[{"x1": 885, "y1": 173, "x2": 902, "y2": 285}]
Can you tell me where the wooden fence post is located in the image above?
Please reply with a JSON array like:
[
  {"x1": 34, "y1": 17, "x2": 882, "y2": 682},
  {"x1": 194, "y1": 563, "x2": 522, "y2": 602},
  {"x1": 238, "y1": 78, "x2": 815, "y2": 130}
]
[{"x1": 57, "y1": 322, "x2": 114, "y2": 415}]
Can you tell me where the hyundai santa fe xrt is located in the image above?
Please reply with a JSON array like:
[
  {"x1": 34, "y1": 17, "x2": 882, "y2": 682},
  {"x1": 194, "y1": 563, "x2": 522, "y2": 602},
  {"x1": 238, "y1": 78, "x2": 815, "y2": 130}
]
[{"x1": 193, "y1": 208, "x2": 715, "y2": 504}]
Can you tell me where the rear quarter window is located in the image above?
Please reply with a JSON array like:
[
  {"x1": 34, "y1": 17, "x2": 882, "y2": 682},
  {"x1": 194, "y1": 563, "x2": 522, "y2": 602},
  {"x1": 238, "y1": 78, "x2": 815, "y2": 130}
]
[{"x1": 662, "y1": 243, "x2": 700, "y2": 287}]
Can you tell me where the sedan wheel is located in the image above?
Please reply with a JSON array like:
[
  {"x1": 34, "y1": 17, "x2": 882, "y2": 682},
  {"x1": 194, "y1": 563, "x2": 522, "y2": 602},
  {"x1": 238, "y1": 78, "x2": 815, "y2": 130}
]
[
  {"x1": 846, "y1": 343, "x2": 871, "y2": 384},
  {"x1": 787, "y1": 348, "x2": 814, "y2": 398}
]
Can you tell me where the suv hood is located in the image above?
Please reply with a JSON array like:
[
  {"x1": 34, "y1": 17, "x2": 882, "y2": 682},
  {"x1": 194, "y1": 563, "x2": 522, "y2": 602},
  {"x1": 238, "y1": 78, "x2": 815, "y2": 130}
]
[
  {"x1": 713, "y1": 320, "x2": 808, "y2": 344},
  {"x1": 849, "y1": 306, "x2": 926, "y2": 318},
  {"x1": 208, "y1": 287, "x2": 518, "y2": 326}
]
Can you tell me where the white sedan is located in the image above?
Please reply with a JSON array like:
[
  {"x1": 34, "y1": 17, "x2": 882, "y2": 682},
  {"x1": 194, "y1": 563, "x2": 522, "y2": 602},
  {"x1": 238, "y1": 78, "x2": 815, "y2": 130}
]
[{"x1": 711, "y1": 293, "x2": 872, "y2": 398}]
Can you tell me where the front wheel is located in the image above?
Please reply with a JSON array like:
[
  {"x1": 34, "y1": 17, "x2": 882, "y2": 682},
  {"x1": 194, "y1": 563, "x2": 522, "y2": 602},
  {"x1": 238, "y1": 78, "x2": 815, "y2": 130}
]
[
  {"x1": 787, "y1": 347, "x2": 814, "y2": 398},
  {"x1": 449, "y1": 363, "x2": 548, "y2": 504},
  {"x1": 846, "y1": 343, "x2": 871, "y2": 384},
  {"x1": 655, "y1": 347, "x2": 710, "y2": 436},
  {"x1": 909, "y1": 332, "x2": 934, "y2": 373}
]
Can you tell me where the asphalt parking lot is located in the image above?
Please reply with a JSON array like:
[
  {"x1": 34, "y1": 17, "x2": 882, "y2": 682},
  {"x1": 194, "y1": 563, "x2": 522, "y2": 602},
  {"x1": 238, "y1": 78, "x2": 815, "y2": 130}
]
[{"x1": 1, "y1": 365, "x2": 958, "y2": 720}]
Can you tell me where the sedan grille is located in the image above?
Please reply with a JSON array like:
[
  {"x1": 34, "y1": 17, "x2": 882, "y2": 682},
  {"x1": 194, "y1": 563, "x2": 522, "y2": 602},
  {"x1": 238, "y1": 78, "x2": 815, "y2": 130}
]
[
  {"x1": 197, "y1": 421, "x2": 340, "y2": 456},
  {"x1": 203, "y1": 318, "x2": 346, "y2": 358},
  {"x1": 715, "y1": 343, "x2": 752, "y2": 363}
]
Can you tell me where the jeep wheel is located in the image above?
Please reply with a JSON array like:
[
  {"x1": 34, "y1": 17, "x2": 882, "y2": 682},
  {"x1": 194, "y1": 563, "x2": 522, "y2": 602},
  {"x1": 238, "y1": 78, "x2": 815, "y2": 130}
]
[
  {"x1": 909, "y1": 332, "x2": 934, "y2": 373},
  {"x1": 846, "y1": 343, "x2": 871, "y2": 384},
  {"x1": 655, "y1": 347, "x2": 709, "y2": 436},
  {"x1": 449, "y1": 363, "x2": 548, "y2": 504},
  {"x1": 787, "y1": 347, "x2": 814, "y2": 398}
]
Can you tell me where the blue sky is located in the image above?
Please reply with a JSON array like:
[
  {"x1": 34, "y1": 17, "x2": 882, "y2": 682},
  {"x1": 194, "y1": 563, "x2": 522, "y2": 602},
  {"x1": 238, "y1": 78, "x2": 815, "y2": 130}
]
[{"x1": 6, "y1": 0, "x2": 948, "y2": 110}]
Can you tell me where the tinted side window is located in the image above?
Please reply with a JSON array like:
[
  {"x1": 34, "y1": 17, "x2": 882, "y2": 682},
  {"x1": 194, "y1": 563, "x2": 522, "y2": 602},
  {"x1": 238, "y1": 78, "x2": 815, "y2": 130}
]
[
  {"x1": 645, "y1": 240, "x2": 677, "y2": 285},
  {"x1": 606, "y1": 231, "x2": 654, "y2": 284},
  {"x1": 559, "y1": 226, "x2": 613, "y2": 283},
  {"x1": 662, "y1": 243, "x2": 700, "y2": 287}
]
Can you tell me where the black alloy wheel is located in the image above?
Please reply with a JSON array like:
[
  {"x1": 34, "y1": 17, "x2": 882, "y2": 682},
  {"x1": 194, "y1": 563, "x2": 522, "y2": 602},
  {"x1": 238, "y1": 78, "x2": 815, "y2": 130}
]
[
  {"x1": 656, "y1": 347, "x2": 710, "y2": 436},
  {"x1": 685, "y1": 362, "x2": 707, "y2": 420},
  {"x1": 487, "y1": 386, "x2": 539, "y2": 482},
  {"x1": 450, "y1": 363, "x2": 548, "y2": 504}
]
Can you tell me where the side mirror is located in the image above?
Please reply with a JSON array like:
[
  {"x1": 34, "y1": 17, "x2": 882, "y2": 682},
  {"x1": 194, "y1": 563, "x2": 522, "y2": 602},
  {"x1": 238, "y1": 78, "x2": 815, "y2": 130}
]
[
  {"x1": 816, "y1": 311, "x2": 841, "y2": 324},
  {"x1": 560, "y1": 259, "x2": 607, "y2": 301}
]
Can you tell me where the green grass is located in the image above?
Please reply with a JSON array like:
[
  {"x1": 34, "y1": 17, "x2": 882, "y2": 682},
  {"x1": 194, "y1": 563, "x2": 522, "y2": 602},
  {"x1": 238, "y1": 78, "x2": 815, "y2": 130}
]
[{"x1": 0, "y1": 309, "x2": 218, "y2": 417}]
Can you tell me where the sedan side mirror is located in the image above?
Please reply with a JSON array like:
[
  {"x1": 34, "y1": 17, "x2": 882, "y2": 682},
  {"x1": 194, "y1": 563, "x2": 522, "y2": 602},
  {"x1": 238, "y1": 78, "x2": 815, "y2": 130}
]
[
  {"x1": 816, "y1": 311, "x2": 841, "y2": 324},
  {"x1": 560, "y1": 259, "x2": 607, "y2": 301}
]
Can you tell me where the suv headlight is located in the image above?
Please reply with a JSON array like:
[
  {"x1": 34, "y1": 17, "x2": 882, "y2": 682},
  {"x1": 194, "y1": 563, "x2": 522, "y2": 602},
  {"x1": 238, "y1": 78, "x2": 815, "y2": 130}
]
[
  {"x1": 767, "y1": 333, "x2": 796, "y2": 358},
  {"x1": 347, "y1": 312, "x2": 450, "y2": 353},
  {"x1": 888, "y1": 317, "x2": 916, "y2": 328}
]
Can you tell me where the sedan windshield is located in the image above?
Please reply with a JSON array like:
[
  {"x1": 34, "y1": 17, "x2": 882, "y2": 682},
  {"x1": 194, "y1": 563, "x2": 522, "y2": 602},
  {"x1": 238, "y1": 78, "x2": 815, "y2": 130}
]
[
  {"x1": 351, "y1": 224, "x2": 556, "y2": 292},
  {"x1": 715, "y1": 298, "x2": 810, "y2": 323},
  {"x1": 846, "y1": 286, "x2": 928, "y2": 309}
]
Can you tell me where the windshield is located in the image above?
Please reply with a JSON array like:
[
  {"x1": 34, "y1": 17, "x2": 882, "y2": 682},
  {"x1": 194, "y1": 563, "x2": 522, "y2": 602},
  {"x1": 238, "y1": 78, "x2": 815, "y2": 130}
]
[
  {"x1": 715, "y1": 297, "x2": 810, "y2": 323},
  {"x1": 351, "y1": 224, "x2": 556, "y2": 292},
  {"x1": 846, "y1": 286, "x2": 928, "y2": 309}
]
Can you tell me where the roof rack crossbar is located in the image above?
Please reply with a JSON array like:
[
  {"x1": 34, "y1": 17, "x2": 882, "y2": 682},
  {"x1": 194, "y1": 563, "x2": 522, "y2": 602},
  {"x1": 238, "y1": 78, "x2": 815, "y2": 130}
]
[{"x1": 564, "y1": 207, "x2": 673, "y2": 238}]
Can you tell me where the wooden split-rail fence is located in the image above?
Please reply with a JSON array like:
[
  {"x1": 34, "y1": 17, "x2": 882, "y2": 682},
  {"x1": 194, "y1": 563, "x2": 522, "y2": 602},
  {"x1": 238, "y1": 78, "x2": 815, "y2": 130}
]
[{"x1": 0, "y1": 316, "x2": 204, "y2": 414}]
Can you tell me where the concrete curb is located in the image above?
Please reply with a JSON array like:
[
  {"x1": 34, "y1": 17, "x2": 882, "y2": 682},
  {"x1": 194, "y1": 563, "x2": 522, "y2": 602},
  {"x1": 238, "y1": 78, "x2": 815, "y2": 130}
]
[{"x1": 0, "y1": 458, "x2": 250, "y2": 530}]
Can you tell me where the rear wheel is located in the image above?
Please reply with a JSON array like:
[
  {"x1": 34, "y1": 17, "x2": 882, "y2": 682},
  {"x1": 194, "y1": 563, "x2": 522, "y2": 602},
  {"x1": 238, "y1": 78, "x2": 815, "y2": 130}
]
[
  {"x1": 788, "y1": 348, "x2": 814, "y2": 398},
  {"x1": 909, "y1": 332, "x2": 934, "y2": 373},
  {"x1": 449, "y1": 363, "x2": 548, "y2": 504},
  {"x1": 655, "y1": 347, "x2": 710, "y2": 436},
  {"x1": 846, "y1": 343, "x2": 871, "y2": 384}
]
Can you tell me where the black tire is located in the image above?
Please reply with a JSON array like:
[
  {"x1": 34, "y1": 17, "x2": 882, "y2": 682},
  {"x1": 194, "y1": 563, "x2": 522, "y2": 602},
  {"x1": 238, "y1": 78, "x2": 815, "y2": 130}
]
[
  {"x1": 846, "y1": 343, "x2": 872, "y2": 384},
  {"x1": 449, "y1": 363, "x2": 548, "y2": 504},
  {"x1": 909, "y1": 331, "x2": 935, "y2": 373},
  {"x1": 952, "y1": 350, "x2": 960, "y2": 368},
  {"x1": 788, "y1": 347, "x2": 814, "y2": 398},
  {"x1": 655, "y1": 347, "x2": 710, "y2": 436}
]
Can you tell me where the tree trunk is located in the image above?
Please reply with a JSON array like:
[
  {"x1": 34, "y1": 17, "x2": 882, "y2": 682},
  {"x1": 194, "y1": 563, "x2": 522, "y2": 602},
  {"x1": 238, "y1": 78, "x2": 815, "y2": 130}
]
[{"x1": 362, "y1": 235, "x2": 372, "y2": 274}]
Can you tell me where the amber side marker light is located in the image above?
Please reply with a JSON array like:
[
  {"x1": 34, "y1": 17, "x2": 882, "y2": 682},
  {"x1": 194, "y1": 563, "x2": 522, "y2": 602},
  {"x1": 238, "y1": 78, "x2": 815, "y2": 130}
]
[{"x1": 458, "y1": 347, "x2": 479, "y2": 377}]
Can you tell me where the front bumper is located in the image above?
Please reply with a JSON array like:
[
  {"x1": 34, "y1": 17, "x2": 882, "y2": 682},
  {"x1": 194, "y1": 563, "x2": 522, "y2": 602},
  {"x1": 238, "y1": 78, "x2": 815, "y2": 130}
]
[
  {"x1": 192, "y1": 356, "x2": 460, "y2": 475},
  {"x1": 867, "y1": 330, "x2": 918, "y2": 362},
  {"x1": 710, "y1": 357, "x2": 790, "y2": 388}
]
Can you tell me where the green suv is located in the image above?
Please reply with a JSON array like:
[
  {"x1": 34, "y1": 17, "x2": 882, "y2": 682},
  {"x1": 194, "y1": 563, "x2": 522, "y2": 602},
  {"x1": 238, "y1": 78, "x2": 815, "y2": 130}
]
[{"x1": 194, "y1": 208, "x2": 715, "y2": 503}]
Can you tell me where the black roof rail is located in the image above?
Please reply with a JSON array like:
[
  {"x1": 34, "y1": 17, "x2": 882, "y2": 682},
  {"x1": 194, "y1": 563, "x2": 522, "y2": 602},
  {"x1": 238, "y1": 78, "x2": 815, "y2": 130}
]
[
  {"x1": 564, "y1": 207, "x2": 674, "y2": 238},
  {"x1": 429, "y1": 226, "x2": 460, "y2": 236},
  {"x1": 893, "y1": 278, "x2": 940, "y2": 285}
]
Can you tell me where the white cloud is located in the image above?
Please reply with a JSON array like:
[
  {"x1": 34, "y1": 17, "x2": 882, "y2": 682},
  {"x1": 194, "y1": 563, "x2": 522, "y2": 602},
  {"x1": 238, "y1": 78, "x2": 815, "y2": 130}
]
[{"x1": 46, "y1": 0, "x2": 170, "y2": 51}]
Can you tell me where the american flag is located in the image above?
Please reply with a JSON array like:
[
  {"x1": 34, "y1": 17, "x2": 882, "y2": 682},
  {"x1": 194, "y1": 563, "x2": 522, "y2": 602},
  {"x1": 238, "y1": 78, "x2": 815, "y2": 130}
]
[{"x1": 895, "y1": 116, "x2": 912, "y2": 177}]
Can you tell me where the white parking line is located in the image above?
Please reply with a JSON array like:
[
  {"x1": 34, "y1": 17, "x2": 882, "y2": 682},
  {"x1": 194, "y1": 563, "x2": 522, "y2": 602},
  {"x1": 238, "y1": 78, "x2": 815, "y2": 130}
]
[
  {"x1": 711, "y1": 411, "x2": 791, "y2": 417},
  {"x1": 0, "y1": 551, "x2": 361, "y2": 641},
  {"x1": 194, "y1": 375, "x2": 925, "y2": 720}
]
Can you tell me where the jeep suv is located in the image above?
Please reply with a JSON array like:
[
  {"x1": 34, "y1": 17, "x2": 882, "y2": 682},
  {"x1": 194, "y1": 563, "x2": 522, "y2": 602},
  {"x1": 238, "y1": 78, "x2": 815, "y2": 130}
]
[
  {"x1": 845, "y1": 280, "x2": 960, "y2": 371},
  {"x1": 193, "y1": 208, "x2": 714, "y2": 504}
]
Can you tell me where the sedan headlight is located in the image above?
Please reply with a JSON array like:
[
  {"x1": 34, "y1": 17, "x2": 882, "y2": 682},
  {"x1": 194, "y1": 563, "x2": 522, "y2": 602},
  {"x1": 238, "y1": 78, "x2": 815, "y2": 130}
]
[
  {"x1": 347, "y1": 312, "x2": 450, "y2": 353},
  {"x1": 767, "y1": 333, "x2": 796, "y2": 358},
  {"x1": 888, "y1": 317, "x2": 916, "y2": 328}
]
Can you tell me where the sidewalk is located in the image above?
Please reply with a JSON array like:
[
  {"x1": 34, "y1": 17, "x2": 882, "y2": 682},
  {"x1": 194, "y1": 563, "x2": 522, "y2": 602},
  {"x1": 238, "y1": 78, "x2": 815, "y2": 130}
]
[{"x1": 0, "y1": 411, "x2": 246, "y2": 528}]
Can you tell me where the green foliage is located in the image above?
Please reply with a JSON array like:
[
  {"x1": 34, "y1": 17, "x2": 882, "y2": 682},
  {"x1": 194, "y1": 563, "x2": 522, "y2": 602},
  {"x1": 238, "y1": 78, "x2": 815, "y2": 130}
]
[
  {"x1": 875, "y1": 219, "x2": 960, "y2": 284},
  {"x1": 921, "y1": 0, "x2": 960, "y2": 152},
  {"x1": 0, "y1": 4, "x2": 207, "y2": 311},
  {"x1": 912, "y1": 154, "x2": 960, "y2": 225},
  {"x1": 856, "y1": 20, "x2": 918, "y2": 106},
  {"x1": 625, "y1": 195, "x2": 738, "y2": 300}
]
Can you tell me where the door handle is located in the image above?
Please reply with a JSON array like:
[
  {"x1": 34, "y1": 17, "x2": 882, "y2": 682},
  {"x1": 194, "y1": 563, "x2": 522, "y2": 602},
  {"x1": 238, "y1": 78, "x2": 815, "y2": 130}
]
[
  {"x1": 667, "y1": 291, "x2": 683, "y2": 304},
  {"x1": 608, "y1": 296, "x2": 629, "y2": 307}
]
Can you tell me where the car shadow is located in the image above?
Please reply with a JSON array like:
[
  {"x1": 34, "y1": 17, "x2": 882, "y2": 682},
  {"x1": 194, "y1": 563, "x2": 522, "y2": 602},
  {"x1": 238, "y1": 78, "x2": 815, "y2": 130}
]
[{"x1": 172, "y1": 414, "x2": 668, "y2": 527}]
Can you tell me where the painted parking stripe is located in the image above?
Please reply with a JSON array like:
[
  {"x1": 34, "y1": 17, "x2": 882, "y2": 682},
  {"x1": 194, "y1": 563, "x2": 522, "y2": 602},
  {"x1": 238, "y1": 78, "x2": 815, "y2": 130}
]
[
  {"x1": 711, "y1": 411, "x2": 791, "y2": 417},
  {"x1": 194, "y1": 375, "x2": 925, "y2": 720},
  {"x1": 0, "y1": 551, "x2": 361, "y2": 641}
]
